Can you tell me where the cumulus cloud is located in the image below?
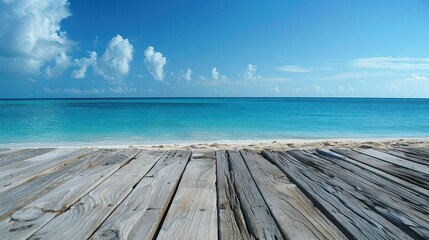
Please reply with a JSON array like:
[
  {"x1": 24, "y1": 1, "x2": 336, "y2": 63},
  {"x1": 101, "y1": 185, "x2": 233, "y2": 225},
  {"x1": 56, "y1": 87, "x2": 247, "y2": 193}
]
[
  {"x1": 98, "y1": 35, "x2": 134, "y2": 82},
  {"x1": 211, "y1": 67, "x2": 227, "y2": 81},
  {"x1": 244, "y1": 64, "x2": 261, "y2": 80},
  {"x1": 71, "y1": 35, "x2": 133, "y2": 82},
  {"x1": 71, "y1": 51, "x2": 98, "y2": 79},
  {"x1": 109, "y1": 85, "x2": 136, "y2": 93},
  {"x1": 178, "y1": 68, "x2": 192, "y2": 82},
  {"x1": 276, "y1": 65, "x2": 311, "y2": 73},
  {"x1": 0, "y1": 0, "x2": 73, "y2": 77},
  {"x1": 44, "y1": 52, "x2": 71, "y2": 78},
  {"x1": 144, "y1": 46, "x2": 167, "y2": 81}
]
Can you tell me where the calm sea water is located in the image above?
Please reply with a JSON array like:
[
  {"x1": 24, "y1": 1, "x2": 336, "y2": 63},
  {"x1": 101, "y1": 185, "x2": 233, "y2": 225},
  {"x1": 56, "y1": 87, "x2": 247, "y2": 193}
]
[{"x1": 0, "y1": 98, "x2": 428, "y2": 146}]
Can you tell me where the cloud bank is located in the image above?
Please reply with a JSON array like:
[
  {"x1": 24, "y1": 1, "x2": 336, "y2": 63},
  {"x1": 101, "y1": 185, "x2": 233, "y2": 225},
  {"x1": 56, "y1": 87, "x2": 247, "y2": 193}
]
[{"x1": 0, "y1": 0, "x2": 73, "y2": 77}]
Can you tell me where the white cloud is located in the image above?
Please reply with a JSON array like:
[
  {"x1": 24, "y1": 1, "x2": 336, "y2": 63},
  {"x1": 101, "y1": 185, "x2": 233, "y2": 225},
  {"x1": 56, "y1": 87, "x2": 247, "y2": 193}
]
[
  {"x1": 271, "y1": 85, "x2": 280, "y2": 93},
  {"x1": 212, "y1": 67, "x2": 220, "y2": 80},
  {"x1": 44, "y1": 87, "x2": 105, "y2": 95},
  {"x1": 178, "y1": 68, "x2": 192, "y2": 82},
  {"x1": 388, "y1": 84, "x2": 399, "y2": 92},
  {"x1": 314, "y1": 85, "x2": 325, "y2": 93},
  {"x1": 144, "y1": 46, "x2": 167, "y2": 81},
  {"x1": 276, "y1": 65, "x2": 311, "y2": 73},
  {"x1": 244, "y1": 64, "x2": 261, "y2": 80},
  {"x1": 351, "y1": 57, "x2": 429, "y2": 70},
  {"x1": 71, "y1": 51, "x2": 97, "y2": 79},
  {"x1": 405, "y1": 74, "x2": 428, "y2": 81},
  {"x1": 199, "y1": 75, "x2": 207, "y2": 80},
  {"x1": 44, "y1": 52, "x2": 71, "y2": 78},
  {"x1": 71, "y1": 35, "x2": 133, "y2": 82},
  {"x1": 211, "y1": 67, "x2": 227, "y2": 81},
  {"x1": 109, "y1": 85, "x2": 136, "y2": 93},
  {"x1": 97, "y1": 35, "x2": 134, "y2": 82},
  {"x1": 0, "y1": 0, "x2": 73, "y2": 77}
]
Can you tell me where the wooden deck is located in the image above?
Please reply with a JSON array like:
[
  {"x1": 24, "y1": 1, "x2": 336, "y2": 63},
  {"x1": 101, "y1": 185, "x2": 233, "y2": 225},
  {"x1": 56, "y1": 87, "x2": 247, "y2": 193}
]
[{"x1": 0, "y1": 146, "x2": 428, "y2": 239}]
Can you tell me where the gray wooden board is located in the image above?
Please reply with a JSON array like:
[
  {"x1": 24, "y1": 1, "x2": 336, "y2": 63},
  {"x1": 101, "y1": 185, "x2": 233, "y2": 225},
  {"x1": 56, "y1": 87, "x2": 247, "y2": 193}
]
[
  {"x1": 0, "y1": 149, "x2": 141, "y2": 240},
  {"x1": 216, "y1": 150, "x2": 251, "y2": 240},
  {"x1": 354, "y1": 148, "x2": 429, "y2": 175},
  {"x1": 29, "y1": 150, "x2": 165, "y2": 240},
  {"x1": 157, "y1": 151, "x2": 218, "y2": 240},
  {"x1": 0, "y1": 148, "x2": 90, "y2": 193},
  {"x1": 0, "y1": 148, "x2": 31, "y2": 158},
  {"x1": 261, "y1": 149, "x2": 414, "y2": 240},
  {"x1": 0, "y1": 148, "x2": 55, "y2": 167},
  {"x1": 227, "y1": 150, "x2": 284, "y2": 240},
  {"x1": 332, "y1": 148, "x2": 429, "y2": 190},
  {"x1": 378, "y1": 148, "x2": 429, "y2": 166},
  {"x1": 293, "y1": 149, "x2": 429, "y2": 239},
  {"x1": 317, "y1": 149, "x2": 429, "y2": 198},
  {"x1": 90, "y1": 150, "x2": 190, "y2": 240},
  {"x1": 240, "y1": 149, "x2": 347, "y2": 240},
  {"x1": 0, "y1": 149, "x2": 103, "y2": 220},
  {"x1": 398, "y1": 147, "x2": 429, "y2": 159}
]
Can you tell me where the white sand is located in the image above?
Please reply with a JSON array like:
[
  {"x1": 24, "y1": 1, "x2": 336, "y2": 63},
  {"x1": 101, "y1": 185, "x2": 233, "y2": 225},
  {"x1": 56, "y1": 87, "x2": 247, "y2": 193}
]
[{"x1": 3, "y1": 138, "x2": 429, "y2": 152}]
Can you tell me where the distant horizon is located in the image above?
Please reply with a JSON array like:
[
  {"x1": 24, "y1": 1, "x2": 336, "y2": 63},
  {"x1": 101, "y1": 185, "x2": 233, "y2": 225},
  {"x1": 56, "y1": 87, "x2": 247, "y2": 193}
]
[{"x1": 1, "y1": 1, "x2": 429, "y2": 98}]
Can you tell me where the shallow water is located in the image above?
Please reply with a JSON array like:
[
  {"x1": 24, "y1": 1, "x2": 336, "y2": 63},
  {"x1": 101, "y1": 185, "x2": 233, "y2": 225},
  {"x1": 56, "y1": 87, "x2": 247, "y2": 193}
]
[{"x1": 1, "y1": 98, "x2": 428, "y2": 145}]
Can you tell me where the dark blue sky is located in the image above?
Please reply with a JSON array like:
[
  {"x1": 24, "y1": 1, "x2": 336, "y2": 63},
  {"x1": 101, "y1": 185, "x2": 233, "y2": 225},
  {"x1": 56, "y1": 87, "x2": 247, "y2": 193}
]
[{"x1": 1, "y1": 0, "x2": 429, "y2": 98}]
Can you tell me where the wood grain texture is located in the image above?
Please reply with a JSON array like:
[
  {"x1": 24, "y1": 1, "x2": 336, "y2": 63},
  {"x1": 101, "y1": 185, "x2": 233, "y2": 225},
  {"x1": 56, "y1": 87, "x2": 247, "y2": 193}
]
[
  {"x1": 0, "y1": 149, "x2": 102, "y2": 220},
  {"x1": 157, "y1": 151, "x2": 217, "y2": 240},
  {"x1": 0, "y1": 149, "x2": 141, "y2": 240},
  {"x1": 262, "y1": 149, "x2": 413, "y2": 240},
  {"x1": 216, "y1": 150, "x2": 251, "y2": 240},
  {"x1": 0, "y1": 148, "x2": 90, "y2": 193},
  {"x1": 354, "y1": 148, "x2": 429, "y2": 175},
  {"x1": 332, "y1": 148, "x2": 429, "y2": 190},
  {"x1": 240, "y1": 149, "x2": 347, "y2": 240},
  {"x1": 0, "y1": 148, "x2": 55, "y2": 167},
  {"x1": 90, "y1": 150, "x2": 190, "y2": 240},
  {"x1": 292, "y1": 149, "x2": 429, "y2": 239},
  {"x1": 316, "y1": 149, "x2": 429, "y2": 198},
  {"x1": 378, "y1": 148, "x2": 429, "y2": 166},
  {"x1": 227, "y1": 150, "x2": 284, "y2": 240},
  {"x1": 29, "y1": 150, "x2": 165, "y2": 240}
]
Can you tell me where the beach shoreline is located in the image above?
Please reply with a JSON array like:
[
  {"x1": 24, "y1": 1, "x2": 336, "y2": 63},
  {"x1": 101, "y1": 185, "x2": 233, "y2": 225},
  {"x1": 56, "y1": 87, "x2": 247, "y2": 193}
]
[{"x1": 2, "y1": 137, "x2": 429, "y2": 152}]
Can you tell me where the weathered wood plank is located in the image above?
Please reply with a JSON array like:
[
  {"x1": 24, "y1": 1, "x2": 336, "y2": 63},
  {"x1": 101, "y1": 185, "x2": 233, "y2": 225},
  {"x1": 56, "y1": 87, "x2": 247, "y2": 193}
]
[
  {"x1": 90, "y1": 150, "x2": 190, "y2": 240},
  {"x1": 0, "y1": 148, "x2": 29, "y2": 158},
  {"x1": 317, "y1": 149, "x2": 429, "y2": 198},
  {"x1": 397, "y1": 147, "x2": 429, "y2": 160},
  {"x1": 0, "y1": 148, "x2": 90, "y2": 193},
  {"x1": 29, "y1": 150, "x2": 165, "y2": 240},
  {"x1": 0, "y1": 148, "x2": 55, "y2": 167},
  {"x1": 354, "y1": 148, "x2": 429, "y2": 175},
  {"x1": 293, "y1": 149, "x2": 429, "y2": 239},
  {"x1": 240, "y1": 149, "x2": 347, "y2": 240},
  {"x1": 333, "y1": 148, "x2": 429, "y2": 190},
  {"x1": 0, "y1": 149, "x2": 103, "y2": 220},
  {"x1": 216, "y1": 150, "x2": 251, "y2": 240},
  {"x1": 157, "y1": 151, "x2": 217, "y2": 240},
  {"x1": 227, "y1": 150, "x2": 284, "y2": 240},
  {"x1": 0, "y1": 149, "x2": 141, "y2": 240},
  {"x1": 262, "y1": 149, "x2": 414, "y2": 240},
  {"x1": 378, "y1": 148, "x2": 429, "y2": 166}
]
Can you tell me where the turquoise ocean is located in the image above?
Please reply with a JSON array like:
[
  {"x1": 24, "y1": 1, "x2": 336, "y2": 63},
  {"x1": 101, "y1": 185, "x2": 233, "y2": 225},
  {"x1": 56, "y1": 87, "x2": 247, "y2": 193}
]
[{"x1": 1, "y1": 98, "x2": 428, "y2": 146}]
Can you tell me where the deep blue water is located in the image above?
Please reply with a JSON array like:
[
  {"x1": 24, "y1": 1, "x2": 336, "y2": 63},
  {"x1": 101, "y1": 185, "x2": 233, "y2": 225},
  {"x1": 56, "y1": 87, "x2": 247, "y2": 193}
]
[{"x1": 0, "y1": 98, "x2": 428, "y2": 145}]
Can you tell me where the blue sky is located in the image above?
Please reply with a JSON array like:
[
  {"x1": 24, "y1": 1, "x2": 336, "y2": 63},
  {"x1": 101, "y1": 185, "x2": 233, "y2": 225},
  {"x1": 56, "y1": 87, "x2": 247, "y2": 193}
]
[{"x1": 0, "y1": 0, "x2": 429, "y2": 98}]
